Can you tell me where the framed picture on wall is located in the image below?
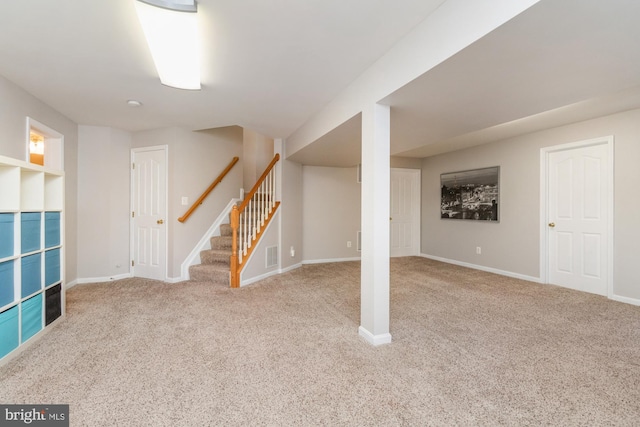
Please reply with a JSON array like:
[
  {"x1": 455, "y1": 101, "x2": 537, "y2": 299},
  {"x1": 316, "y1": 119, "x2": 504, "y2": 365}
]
[{"x1": 440, "y1": 166, "x2": 499, "y2": 222}]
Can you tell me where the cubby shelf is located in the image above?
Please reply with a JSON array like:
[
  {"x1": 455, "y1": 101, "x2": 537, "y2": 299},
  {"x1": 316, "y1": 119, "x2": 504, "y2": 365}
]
[{"x1": 0, "y1": 155, "x2": 64, "y2": 362}]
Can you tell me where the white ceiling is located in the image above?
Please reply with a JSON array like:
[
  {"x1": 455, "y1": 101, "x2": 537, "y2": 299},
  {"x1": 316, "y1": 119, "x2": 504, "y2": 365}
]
[
  {"x1": 1, "y1": 1, "x2": 639, "y2": 166},
  {"x1": 388, "y1": 0, "x2": 640, "y2": 158},
  {"x1": 288, "y1": 0, "x2": 640, "y2": 166},
  {"x1": 0, "y1": 0, "x2": 445, "y2": 136}
]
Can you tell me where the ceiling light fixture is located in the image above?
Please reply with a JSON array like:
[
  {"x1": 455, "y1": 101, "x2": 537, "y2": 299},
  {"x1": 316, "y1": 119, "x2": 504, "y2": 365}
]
[{"x1": 134, "y1": 0, "x2": 201, "y2": 90}]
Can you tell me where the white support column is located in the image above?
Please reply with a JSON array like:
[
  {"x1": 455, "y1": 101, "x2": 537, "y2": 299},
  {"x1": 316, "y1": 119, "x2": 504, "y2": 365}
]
[{"x1": 359, "y1": 103, "x2": 391, "y2": 346}]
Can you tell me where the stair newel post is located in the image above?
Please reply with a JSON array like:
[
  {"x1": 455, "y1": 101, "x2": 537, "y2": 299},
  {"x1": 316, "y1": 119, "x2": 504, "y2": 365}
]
[{"x1": 230, "y1": 205, "x2": 240, "y2": 288}]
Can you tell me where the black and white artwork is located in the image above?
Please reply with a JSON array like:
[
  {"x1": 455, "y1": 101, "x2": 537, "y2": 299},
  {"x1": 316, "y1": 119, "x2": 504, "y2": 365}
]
[{"x1": 440, "y1": 166, "x2": 499, "y2": 222}]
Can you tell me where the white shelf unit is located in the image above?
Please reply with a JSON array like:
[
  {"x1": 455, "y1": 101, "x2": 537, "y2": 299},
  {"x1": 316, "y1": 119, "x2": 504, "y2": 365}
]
[{"x1": 0, "y1": 155, "x2": 64, "y2": 362}]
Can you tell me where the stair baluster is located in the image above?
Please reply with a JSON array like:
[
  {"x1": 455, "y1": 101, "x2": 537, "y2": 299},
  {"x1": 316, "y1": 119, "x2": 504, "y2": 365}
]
[{"x1": 230, "y1": 153, "x2": 280, "y2": 287}]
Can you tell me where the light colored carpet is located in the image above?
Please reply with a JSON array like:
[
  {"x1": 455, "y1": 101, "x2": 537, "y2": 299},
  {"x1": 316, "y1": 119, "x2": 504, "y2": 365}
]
[{"x1": 1, "y1": 257, "x2": 639, "y2": 426}]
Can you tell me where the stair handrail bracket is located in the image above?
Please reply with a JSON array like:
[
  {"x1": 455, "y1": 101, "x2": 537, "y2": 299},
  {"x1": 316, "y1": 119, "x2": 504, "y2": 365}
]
[
  {"x1": 230, "y1": 153, "x2": 280, "y2": 288},
  {"x1": 178, "y1": 156, "x2": 239, "y2": 223}
]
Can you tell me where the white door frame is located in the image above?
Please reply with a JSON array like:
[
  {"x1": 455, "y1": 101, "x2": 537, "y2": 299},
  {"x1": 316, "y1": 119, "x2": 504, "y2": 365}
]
[
  {"x1": 539, "y1": 136, "x2": 614, "y2": 298},
  {"x1": 130, "y1": 145, "x2": 169, "y2": 280}
]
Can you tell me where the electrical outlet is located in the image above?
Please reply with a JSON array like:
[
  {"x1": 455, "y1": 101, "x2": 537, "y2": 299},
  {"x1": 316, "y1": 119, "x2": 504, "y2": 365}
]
[
  {"x1": 181, "y1": 196, "x2": 188, "y2": 206},
  {"x1": 347, "y1": 241, "x2": 352, "y2": 248},
  {"x1": 476, "y1": 246, "x2": 481, "y2": 255}
]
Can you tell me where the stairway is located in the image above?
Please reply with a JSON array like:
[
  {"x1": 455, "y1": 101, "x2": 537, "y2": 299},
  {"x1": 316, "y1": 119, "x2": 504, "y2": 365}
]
[
  {"x1": 186, "y1": 200, "x2": 271, "y2": 286},
  {"x1": 184, "y1": 154, "x2": 280, "y2": 287},
  {"x1": 188, "y1": 223, "x2": 234, "y2": 286}
]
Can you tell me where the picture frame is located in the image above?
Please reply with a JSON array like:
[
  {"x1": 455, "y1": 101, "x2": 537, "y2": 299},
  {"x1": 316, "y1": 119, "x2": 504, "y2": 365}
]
[{"x1": 440, "y1": 166, "x2": 499, "y2": 222}]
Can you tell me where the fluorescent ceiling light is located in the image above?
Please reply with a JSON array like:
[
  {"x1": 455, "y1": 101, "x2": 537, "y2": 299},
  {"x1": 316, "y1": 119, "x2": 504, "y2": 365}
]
[{"x1": 135, "y1": 0, "x2": 201, "y2": 90}]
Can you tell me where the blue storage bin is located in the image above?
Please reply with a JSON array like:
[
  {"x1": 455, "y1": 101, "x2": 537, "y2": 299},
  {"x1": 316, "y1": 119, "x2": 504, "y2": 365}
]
[
  {"x1": 0, "y1": 306, "x2": 19, "y2": 359},
  {"x1": 21, "y1": 212, "x2": 41, "y2": 254},
  {"x1": 21, "y1": 253, "x2": 41, "y2": 298},
  {"x1": 0, "y1": 213, "x2": 14, "y2": 258},
  {"x1": 21, "y1": 293, "x2": 43, "y2": 343},
  {"x1": 0, "y1": 260, "x2": 14, "y2": 308},
  {"x1": 45, "y1": 248, "x2": 60, "y2": 286},
  {"x1": 45, "y1": 212, "x2": 60, "y2": 248}
]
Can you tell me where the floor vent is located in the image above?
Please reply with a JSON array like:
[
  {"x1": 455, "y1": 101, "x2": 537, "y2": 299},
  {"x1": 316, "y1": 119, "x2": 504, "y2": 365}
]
[{"x1": 266, "y1": 245, "x2": 278, "y2": 268}]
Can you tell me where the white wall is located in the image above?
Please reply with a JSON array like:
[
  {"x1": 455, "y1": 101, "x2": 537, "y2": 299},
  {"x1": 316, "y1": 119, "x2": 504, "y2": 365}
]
[
  {"x1": 279, "y1": 148, "x2": 303, "y2": 270},
  {"x1": 0, "y1": 74, "x2": 79, "y2": 285},
  {"x1": 391, "y1": 156, "x2": 422, "y2": 169},
  {"x1": 243, "y1": 129, "x2": 274, "y2": 190},
  {"x1": 295, "y1": 158, "x2": 421, "y2": 264},
  {"x1": 132, "y1": 126, "x2": 243, "y2": 279},
  {"x1": 302, "y1": 166, "x2": 361, "y2": 262},
  {"x1": 421, "y1": 108, "x2": 640, "y2": 301},
  {"x1": 77, "y1": 126, "x2": 131, "y2": 279}
]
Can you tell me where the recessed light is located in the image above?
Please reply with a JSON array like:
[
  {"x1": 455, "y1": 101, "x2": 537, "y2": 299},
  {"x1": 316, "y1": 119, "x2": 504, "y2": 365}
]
[{"x1": 127, "y1": 99, "x2": 143, "y2": 107}]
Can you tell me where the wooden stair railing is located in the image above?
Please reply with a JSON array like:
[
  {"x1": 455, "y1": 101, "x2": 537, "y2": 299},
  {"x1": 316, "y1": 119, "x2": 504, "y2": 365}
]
[
  {"x1": 230, "y1": 153, "x2": 280, "y2": 288},
  {"x1": 178, "y1": 156, "x2": 239, "y2": 223}
]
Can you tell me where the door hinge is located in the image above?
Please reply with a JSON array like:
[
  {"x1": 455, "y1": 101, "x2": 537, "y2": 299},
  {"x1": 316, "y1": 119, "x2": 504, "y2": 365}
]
[
  {"x1": 132, "y1": 163, "x2": 135, "y2": 169},
  {"x1": 132, "y1": 260, "x2": 134, "y2": 267},
  {"x1": 132, "y1": 211, "x2": 135, "y2": 218}
]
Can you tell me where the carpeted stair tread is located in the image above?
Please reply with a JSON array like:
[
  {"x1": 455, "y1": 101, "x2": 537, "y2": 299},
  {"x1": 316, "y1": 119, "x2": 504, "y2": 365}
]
[
  {"x1": 188, "y1": 263, "x2": 229, "y2": 285},
  {"x1": 210, "y1": 235, "x2": 232, "y2": 249},
  {"x1": 219, "y1": 224, "x2": 233, "y2": 237},
  {"x1": 200, "y1": 248, "x2": 231, "y2": 265}
]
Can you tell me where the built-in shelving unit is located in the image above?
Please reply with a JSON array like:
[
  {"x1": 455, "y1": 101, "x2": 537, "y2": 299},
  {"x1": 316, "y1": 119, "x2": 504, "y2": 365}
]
[{"x1": 0, "y1": 155, "x2": 64, "y2": 362}]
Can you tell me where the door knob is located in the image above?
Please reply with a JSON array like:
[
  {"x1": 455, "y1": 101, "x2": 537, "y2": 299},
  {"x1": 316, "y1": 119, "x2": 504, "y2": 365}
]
[
  {"x1": 157, "y1": 219, "x2": 164, "y2": 225},
  {"x1": 548, "y1": 222, "x2": 555, "y2": 228}
]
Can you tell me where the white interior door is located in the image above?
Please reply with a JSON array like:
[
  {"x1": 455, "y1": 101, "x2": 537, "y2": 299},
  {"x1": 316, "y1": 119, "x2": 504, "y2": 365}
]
[
  {"x1": 131, "y1": 147, "x2": 167, "y2": 280},
  {"x1": 546, "y1": 139, "x2": 611, "y2": 296},
  {"x1": 390, "y1": 168, "x2": 420, "y2": 257}
]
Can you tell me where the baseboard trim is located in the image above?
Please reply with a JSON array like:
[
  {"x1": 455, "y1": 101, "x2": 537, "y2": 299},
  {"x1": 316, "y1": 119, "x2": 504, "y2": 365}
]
[
  {"x1": 74, "y1": 274, "x2": 189, "y2": 286},
  {"x1": 280, "y1": 263, "x2": 302, "y2": 274},
  {"x1": 358, "y1": 326, "x2": 392, "y2": 346},
  {"x1": 240, "y1": 269, "x2": 279, "y2": 287},
  {"x1": 75, "y1": 273, "x2": 134, "y2": 286},
  {"x1": 611, "y1": 294, "x2": 640, "y2": 307},
  {"x1": 420, "y1": 254, "x2": 640, "y2": 307},
  {"x1": 302, "y1": 257, "x2": 361, "y2": 265},
  {"x1": 420, "y1": 253, "x2": 541, "y2": 283},
  {"x1": 236, "y1": 263, "x2": 302, "y2": 287}
]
